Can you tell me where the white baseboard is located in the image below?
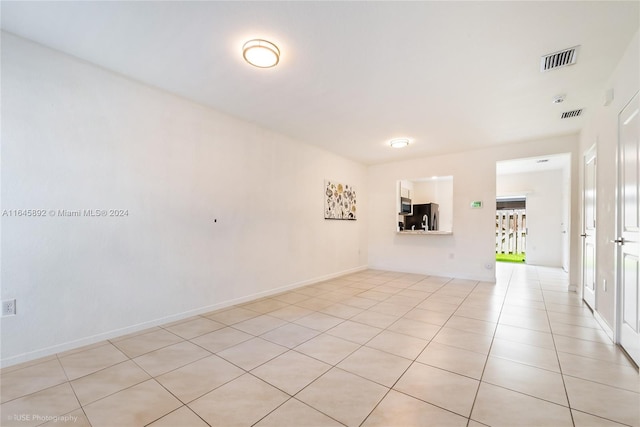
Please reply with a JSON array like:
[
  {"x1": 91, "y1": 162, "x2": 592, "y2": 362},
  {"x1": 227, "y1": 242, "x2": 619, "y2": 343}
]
[
  {"x1": 593, "y1": 310, "x2": 614, "y2": 342},
  {"x1": 1, "y1": 265, "x2": 368, "y2": 368}
]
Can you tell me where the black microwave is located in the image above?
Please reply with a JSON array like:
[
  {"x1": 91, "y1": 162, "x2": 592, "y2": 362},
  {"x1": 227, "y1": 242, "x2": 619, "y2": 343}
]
[{"x1": 400, "y1": 197, "x2": 412, "y2": 215}]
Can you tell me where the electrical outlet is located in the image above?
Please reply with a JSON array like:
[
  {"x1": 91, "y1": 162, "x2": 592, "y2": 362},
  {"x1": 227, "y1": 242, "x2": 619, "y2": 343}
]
[{"x1": 2, "y1": 299, "x2": 16, "y2": 316}]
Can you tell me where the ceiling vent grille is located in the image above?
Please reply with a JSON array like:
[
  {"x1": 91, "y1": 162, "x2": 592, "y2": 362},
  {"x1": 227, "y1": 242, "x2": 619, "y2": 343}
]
[
  {"x1": 540, "y1": 46, "x2": 579, "y2": 72},
  {"x1": 561, "y1": 109, "x2": 583, "y2": 119}
]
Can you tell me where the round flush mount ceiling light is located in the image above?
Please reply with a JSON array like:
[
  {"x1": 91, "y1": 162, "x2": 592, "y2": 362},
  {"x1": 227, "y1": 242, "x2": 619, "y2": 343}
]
[
  {"x1": 389, "y1": 138, "x2": 410, "y2": 148},
  {"x1": 243, "y1": 39, "x2": 280, "y2": 68}
]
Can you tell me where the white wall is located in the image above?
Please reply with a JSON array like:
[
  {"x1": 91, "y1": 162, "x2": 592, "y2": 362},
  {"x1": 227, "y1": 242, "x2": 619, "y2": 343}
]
[
  {"x1": 0, "y1": 33, "x2": 368, "y2": 366},
  {"x1": 368, "y1": 134, "x2": 580, "y2": 282},
  {"x1": 497, "y1": 170, "x2": 564, "y2": 267},
  {"x1": 578, "y1": 30, "x2": 639, "y2": 330}
]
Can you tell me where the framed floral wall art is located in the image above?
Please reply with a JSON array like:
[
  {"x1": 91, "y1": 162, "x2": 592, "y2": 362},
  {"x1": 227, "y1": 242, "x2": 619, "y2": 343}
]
[{"x1": 324, "y1": 180, "x2": 356, "y2": 220}]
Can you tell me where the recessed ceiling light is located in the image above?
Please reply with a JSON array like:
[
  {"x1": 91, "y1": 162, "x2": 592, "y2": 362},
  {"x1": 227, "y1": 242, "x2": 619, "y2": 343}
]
[
  {"x1": 552, "y1": 95, "x2": 566, "y2": 104},
  {"x1": 390, "y1": 138, "x2": 410, "y2": 148},
  {"x1": 243, "y1": 39, "x2": 280, "y2": 68}
]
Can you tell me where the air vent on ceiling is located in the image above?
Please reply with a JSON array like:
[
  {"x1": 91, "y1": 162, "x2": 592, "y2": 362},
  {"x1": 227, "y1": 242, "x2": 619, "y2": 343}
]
[
  {"x1": 561, "y1": 109, "x2": 583, "y2": 119},
  {"x1": 540, "y1": 45, "x2": 579, "y2": 72}
]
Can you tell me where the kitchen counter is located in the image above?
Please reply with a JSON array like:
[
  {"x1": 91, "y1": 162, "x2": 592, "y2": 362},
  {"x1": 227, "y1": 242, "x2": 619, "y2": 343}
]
[{"x1": 397, "y1": 230, "x2": 453, "y2": 235}]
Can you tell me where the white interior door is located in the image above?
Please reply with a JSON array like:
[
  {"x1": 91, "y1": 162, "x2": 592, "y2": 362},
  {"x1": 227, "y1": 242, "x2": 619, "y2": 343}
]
[
  {"x1": 617, "y1": 92, "x2": 639, "y2": 366},
  {"x1": 582, "y1": 146, "x2": 597, "y2": 310}
]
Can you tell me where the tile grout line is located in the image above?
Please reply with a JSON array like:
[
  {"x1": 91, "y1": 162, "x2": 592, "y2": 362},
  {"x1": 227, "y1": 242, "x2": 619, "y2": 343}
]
[{"x1": 464, "y1": 264, "x2": 513, "y2": 427}]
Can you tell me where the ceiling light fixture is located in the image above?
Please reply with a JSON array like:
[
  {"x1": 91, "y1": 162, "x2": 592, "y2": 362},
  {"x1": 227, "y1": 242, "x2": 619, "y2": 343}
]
[
  {"x1": 390, "y1": 138, "x2": 410, "y2": 148},
  {"x1": 243, "y1": 39, "x2": 280, "y2": 68}
]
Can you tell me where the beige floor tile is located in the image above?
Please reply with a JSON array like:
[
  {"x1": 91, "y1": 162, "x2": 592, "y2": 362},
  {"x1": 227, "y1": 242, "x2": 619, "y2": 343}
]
[
  {"x1": 0, "y1": 359, "x2": 68, "y2": 403},
  {"x1": 294, "y1": 312, "x2": 345, "y2": 331},
  {"x1": 416, "y1": 300, "x2": 459, "y2": 314},
  {"x1": 428, "y1": 295, "x2": 466, "y2": 306},
  {"x1": 0, "y1": 355, "x2": 58, "y2": 375},
  {"x1": 267, "y1": 304, "x2": 313, "y2": 321},
  {"x1": 83, "y1": 379, "x2": 181, "y2": 427},
  {"x1": 368, "y1": 301, "x2": 412, "y2": 317},
  {"x1": 342, "y1": 296, "x2": 378, "y2": 309},
  {"x1": 385, "y1": 294, "x2": 423, "y2": 306},
  {"x1": 557, "y1": 351, "x2": 640, "y2": 392},
  {"x1": 271, "y1": 291, "x2": 311, "y2": 304},
  {"x1": 454, "y1": 306, "x2": 501, "y2": 323},
  {"x1": 402, "y1": 307, "x2": 452, "y2": 326},
  {"x1": 156, "y1": 355, "x2": 244, "y2": 403},
  {"x1": 251, "y1": 350, "x2": 331, "y2": 394},
  {"x1": 494, "y1": 323, "x2": 556, "y2": 349},
  {"x1": 571, "y1": 409, "x2": 631, "y2": 427},
  {"x1": 362, "y1": 390, "x2": 468, "y2": 427},
  {"x1": 294, "y1": 333, "x2": 360, "y2": 365},
  {"x1": 365, "y1": 330, "x2": 428, "y2": 360},
  {"x1": 548, "y1": 311, "x2": 601, "y2": 329},
  {"x1": 471, "y1": 382, "x2": 573, "y2": 427},
  {"x1": 416, "y1": 341, "x2": 487, "y2": 379},
  {"x1": 319, "y1": 302, "x2": 364, "y2": 319},
  {"x1": 59, "y1": 343, "x2": 128, "y2": 380},
  {"x1": 394, "y1": 362, "x2": 479, "y2": 417},
  {"x1": 241, "y1": 298, "x2": 290, "y2": 314},
  {"x1": 40, "y1": 408, "x2": 91, "y2": 427},
  {"x1": 467, "y1": 420, "x2": 490, "y2": 427},
  {"x1": 358, "y1": 290, "x2": 393, "y2": 302},
  {"x1": 397, "y1": 289, "x2": 432, "y2": 300},
  {"x1": 0, "y1": 383, "x2": 80, "y2": 427},
  {"x1": 387, "y1": 317, "x2": 442, "y2": 340},
  {"x1": 337, "y1": 346, "x2": 412, "y2": 387},
  {"x1": 482, "y1": 356, "x2": 568, "y2": 405},
  {"x1": 133, "y1": 341, "x2": 210, "y2": 377},
  {"x1": 551, "y1": 322, "x2": 612, "y2": 343},
  {"x1": 350, "y1": 310, "x2": 400, "y2": 328},
  {"x1": 112, "y1": 329, "x2": 183, "y2": 358},
  {"x1": 326, "y1": 320, "x2": 382, "y2": 345},
  {"x1": 231, "y1": 314, "x2": 287, "y2": 336},
  {"x1": 109, "y1": 326, "x2": 162, "y2": 343},
  {"x1": 189, "y1": 326, "x2": 253, "y2": 353},
  {"x1": 56, "y1": 341, "x2": 111, "y2": 358},
  {"x1": 254, "y1": 398, "x2": 343, "y2": 427},
  {"x1": 217, "y1": 338, "x2": 287, "y2": 370},
  {"x1": 564, "y1": 375, "x2": 640, "y2": 426},
  {"x1": 444, "y1": 315, "x2": 497, "y2": 337},
  {"x1": 294, "y1": 287, "x2": 328, "y2": 297},
  {"x1": 189, "y1": 374, "x2": 289, "y2": 426},
  {"x1": 147, "y1": 406, "x2": 209, "y2": 427},
  {"x1": 296, "y1": 368, "x2": 388, "y2": 427},
  {"x1": 260, "y1": 323, "x2": 320, "y2": 348},
  {"x1": 70, "y1": 360, "x2": 150, "y2": 405},
  {"x1": 204, "y1": 306, "x2": 260, "y2": 325},
  {"x1": 554, "y1": 334, "x2": 635, "y2": 367},
  {"x1": 490, "y1": 337, "x2": 560, "y2": 372},
  {"x1": 163, "y1": 317, "x2": 225, "y2": 339},
  {"x1": 433, "y1": 327, "x2": 493, "y2": 354},
  {"x1": 295, "y1": 297, "x2": 335, "y2": 311},
  {"x1": 498, "y1": 312, "x2": 551, "y2": 333}
]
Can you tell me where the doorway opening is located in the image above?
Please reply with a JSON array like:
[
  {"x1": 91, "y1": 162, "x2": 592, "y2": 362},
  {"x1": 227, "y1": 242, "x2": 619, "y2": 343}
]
[{"x1": 496, "y1": 197, "x2": 526, "y2": 263}]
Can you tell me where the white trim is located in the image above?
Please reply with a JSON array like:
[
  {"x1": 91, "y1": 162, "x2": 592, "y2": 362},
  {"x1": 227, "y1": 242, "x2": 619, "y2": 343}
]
[
  {"x1": 594, "y1": 309, "x2": 615, "y2": 342},
  {"x1": 0, "y1": 265, "x2": 367, "y2": 368}
]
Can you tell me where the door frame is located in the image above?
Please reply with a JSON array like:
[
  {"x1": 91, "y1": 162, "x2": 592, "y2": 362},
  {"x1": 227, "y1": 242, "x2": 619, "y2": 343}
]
[
  {"x1": 582, "y1": 144, "x2": 597, "y2": 310},
  {"x1": 614, "y1": 91, "x2": 639, "y2": 366}
]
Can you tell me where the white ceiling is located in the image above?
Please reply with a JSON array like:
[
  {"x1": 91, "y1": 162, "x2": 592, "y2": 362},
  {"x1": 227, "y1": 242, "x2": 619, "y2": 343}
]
[
  {"x1": 496, "y1": 153, "x2": 571, "y2": 176},
  {"x1": 1, "y1": 1, "x2": 638, "y2": 165}
]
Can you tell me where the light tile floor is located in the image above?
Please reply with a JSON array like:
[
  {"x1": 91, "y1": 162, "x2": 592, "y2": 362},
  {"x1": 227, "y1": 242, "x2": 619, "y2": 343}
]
[{"x1": 2, "y1": 264, "x2": 639, "y2": 426}]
